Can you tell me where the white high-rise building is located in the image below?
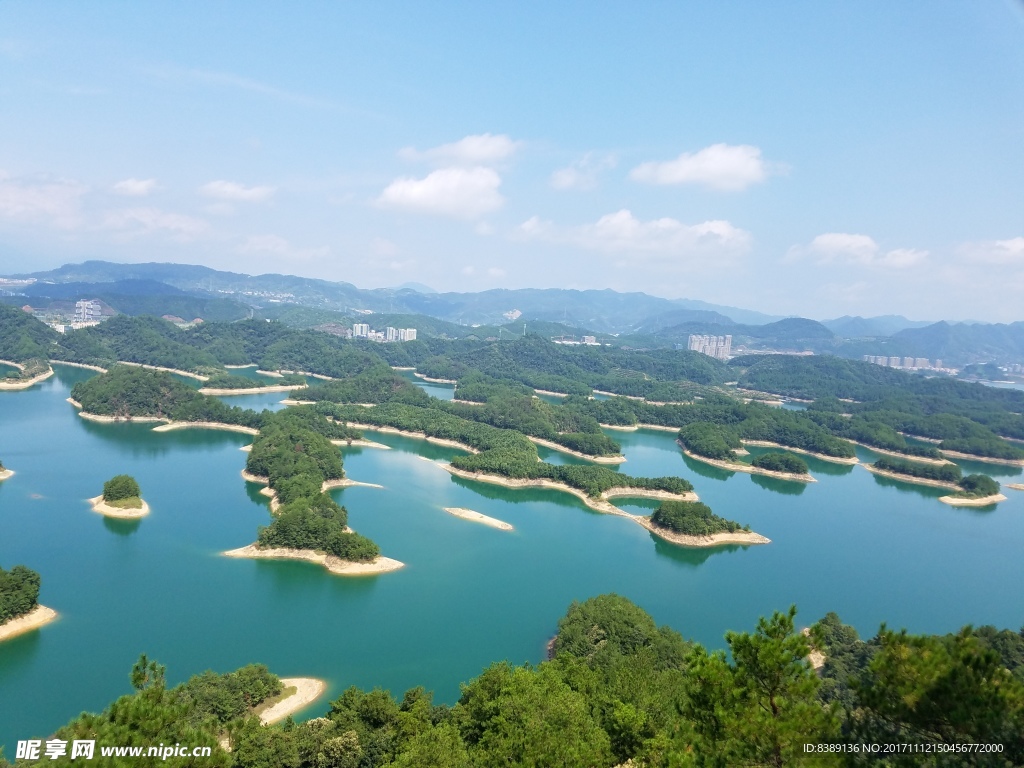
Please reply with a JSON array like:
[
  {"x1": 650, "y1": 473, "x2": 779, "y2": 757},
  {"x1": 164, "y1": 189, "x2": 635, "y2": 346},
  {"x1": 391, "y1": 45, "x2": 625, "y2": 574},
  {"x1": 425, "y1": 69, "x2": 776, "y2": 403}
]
[
  {"x1": 386, "y1": 327, "x2": 398, "y2": 342},
  {"x1": 74, "y1": 299, "x2": 102, "y2": 323},
  {"x1": 687, "y1": 334, "x2": 732, "y2": 361},
  {"x1": 352, "y1": 323, "x2": 370, "y2": 338},
  {"x1": 398, "y1": 328, "x2": 417, "y2": 342}
]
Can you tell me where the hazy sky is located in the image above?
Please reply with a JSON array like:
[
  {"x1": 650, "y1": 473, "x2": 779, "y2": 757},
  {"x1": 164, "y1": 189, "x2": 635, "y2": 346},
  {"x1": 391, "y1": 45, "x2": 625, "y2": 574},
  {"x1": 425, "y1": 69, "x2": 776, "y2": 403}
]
[{"x1": 1, "y1": 2, "x2": 1022, "y2": 321}]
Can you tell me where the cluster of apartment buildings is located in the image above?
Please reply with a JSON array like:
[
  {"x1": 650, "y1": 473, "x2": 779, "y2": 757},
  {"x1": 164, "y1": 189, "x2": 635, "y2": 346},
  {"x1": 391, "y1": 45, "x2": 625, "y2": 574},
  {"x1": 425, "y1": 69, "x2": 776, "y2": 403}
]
[
  {"x1": 687, "y1": 334, "x2": 732, "y2": 361},
  {"x1": 862, "y1": 355, "x2": 943, "y2": 370},
  {"x1": 551, "y1": 335, "x2": 600, "y2": 346},
  {"x1": 351, "y1": 323, "x2": 417, "y2": 343},
  {"x1": 20, "y1": 299, "x2": 109, "y2": 333}
]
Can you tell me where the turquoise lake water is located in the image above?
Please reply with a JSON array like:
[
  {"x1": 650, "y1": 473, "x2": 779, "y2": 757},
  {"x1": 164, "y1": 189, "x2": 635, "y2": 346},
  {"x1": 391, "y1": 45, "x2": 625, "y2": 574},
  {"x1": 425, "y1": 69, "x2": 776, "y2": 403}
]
[{"x1": 1, "y1": 365, "x2": 1023, "y2": 750}]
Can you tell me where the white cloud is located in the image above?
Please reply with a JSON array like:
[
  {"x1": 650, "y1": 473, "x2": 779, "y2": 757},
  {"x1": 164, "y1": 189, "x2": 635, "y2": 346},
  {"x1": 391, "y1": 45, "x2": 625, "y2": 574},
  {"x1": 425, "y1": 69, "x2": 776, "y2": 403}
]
[
  {"x1": 792, "y1": 232, "x2": 928, "y2": 269},
  {"x1": 475, "y1": 221, "x2": 494, "y2": 236},
  {"x1": 630, "y1": 143, "x2": 768, "y2": 191},
  {"x1": 487, "y1": 267, "x2": 507, "y2": 278},
  {"x1": 239, "y1": 234, "x2": 328, "y2": 260},
  {"x1": 550, "y1": 153, "x2": 617, "y2": 191},
  {"x1": 377, "y1": 167, "x2": 503, "y2": 219},
  {"x1": 399, "y1": 134, "x2": 521, "y2": 166},
  {"x1": 0, "y1": 171, "x2": 86, "y2": 229},
  {"x1": 199, "y1": 180, "x2": 275, "y2": 202},
  {"x1": 113, "y1": 178, "x2": 157, "y2": 197},
  {"x1": 959, "y1": 237, "x2": 1024, "y2": 265},
  {"x1": 519, "y1": 209, "x2": 750, "y2": 258},
  {"x1": 104, "y1": 207, "x2": 208, "y2": 239}
]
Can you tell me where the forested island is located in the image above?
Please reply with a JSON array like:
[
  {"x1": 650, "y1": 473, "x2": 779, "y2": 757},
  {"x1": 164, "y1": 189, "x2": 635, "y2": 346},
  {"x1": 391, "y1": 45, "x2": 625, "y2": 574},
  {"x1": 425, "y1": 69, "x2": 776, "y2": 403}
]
[
  {"x1": 865, "y1": 456, "x2": 1005, "y2": 504},
  {"x1": 89, "y1": 474, "x2": 149, "y2": 519},
  {"x1": 5, "y1": 594, "x2": 1023, "y2": 767},
  {"x1": 0, "y1": 458, "x2": 11, "y2": 482},
  {"x1": 640, "y1": 500, "x2": 770, "y2": 547},
  {"x1": 0, "y1": 564, "x2": 57, "y2": 643}
]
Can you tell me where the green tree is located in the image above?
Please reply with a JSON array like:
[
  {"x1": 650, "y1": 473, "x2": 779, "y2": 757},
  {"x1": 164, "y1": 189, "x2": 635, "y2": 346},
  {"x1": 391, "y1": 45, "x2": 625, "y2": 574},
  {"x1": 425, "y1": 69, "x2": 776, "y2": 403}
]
[{"x1": 103, "y1": 474, "x2": 142, "y2": 502}]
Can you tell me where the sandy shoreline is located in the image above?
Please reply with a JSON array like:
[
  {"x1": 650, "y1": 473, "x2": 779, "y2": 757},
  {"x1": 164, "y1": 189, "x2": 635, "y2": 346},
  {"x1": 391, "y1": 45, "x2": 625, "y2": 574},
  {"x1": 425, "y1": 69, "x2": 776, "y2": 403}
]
[
  {"x1": 0, "y1": 605, "x2": 59, "y2": 643},
  {"x1": 89, "y1": 495, "x2": 150, "y2": 519},
  {"x1": 938, "y1": 493, "x2": 1007, "y2": 506},
  {"x1": 849, "y1": 441, "x2": 953, "y2": 466},
  {"x1": 634, "y1": 516, "x2": 771, "y2": 548},
  {"x1": 52, "y1": 360, "x2": 109, "y2": 372},
  {"x1": 741, "y1": 440, "x2": 859, "y2": 465},
  {"x1": 1007, "y1": 483, "x2": 1024, "y2": 491},
  {"x1": 861, "y1": 464, "x2": 961, "y2": 490},
  {"x1": 526, "y1": 435, "x2": 626, "y2": 464},
  {"x1": 259, "y1": 678, "x2": 327, "y2": 725},
  {"x1": 331, "y1": 438, "x2": 392, "y2": 450},
  {"x1": 533, "y1": 389, "x2": 569, "y2": 398},
  {"x1": 593, "y1": 389, "x2": 645, "y2": 401},
  {"x1": 281, "y1": 399, "x2": 317, "y2": 405},
  {"x1": 321, "y1": 478, "x2": 385, "y2": 491},
  {"x1": 224, "y1": 364, "x2": 256, "y2": 369},
  {"x1": 200, "y1": 384, "x2": 307, "y2": 395},
  {"x1": 152, "y1": 421, "x2": 259, "y2": 435},
  {"x1": 119, "y1": 361, "x2": 209, "y2": 381},
  {"x1": 223, "y1": 545, "x2": 405, "y2": 576},
  {"x1": 342, "y1": 423, "x2": 480, "y2": 453},
  {"x1": 0, "y1": 469, "x2": 13, "y2": 482},
  {"x1": 444, "y1": 507, "x2": 514, "y2": 530},
  {"x1": 414, "y1": 372, "x2": 457, "y2": 384},
  {"x1": 79, "y1": 411, "x2": 166, "y2": 424},
  {"x1": 600, "y1": 422, "x2": 680, "y2": 433},
  {"x1": 937, "y1": 449, "x2": 1024, "y2": 467},
  {"x1": 679, "y1": 444, "x2": 817, "y2": 482},
  {"x1": 0, "y1": 367, "x2": 54, "y2": 390}
]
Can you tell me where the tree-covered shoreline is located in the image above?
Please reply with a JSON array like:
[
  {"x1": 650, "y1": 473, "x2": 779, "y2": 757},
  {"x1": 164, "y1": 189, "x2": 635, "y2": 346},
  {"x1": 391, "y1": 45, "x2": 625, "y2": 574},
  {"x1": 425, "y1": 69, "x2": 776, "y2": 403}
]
[{"x1": 7, "y1": 595, "x2": 1023, "y2": 767}]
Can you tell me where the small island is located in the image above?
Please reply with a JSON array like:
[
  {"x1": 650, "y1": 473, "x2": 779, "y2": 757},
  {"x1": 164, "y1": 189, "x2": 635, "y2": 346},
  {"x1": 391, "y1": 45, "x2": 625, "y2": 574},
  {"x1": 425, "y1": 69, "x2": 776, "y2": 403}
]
[
  {"x1": 864, "y1": 457, "x2": 1005, "y2": 504},
  {"x1": 0, "y1": 458, "x2": 12, "y2": 482},
  {"x1": 638, "y1": 500, "x2": 770, "y2": 548},
  {"x1": 0, "y1": 564, "x2": 58, "y2": 643},
  {"x1": 938, "y1": 474, "x2": 1007, "y2": 506},
  {"x1": 90, "y1": 474, "x2": 150, "y2": 519},
  {"x1": 677, "y1": 425, "x2": 817, "y2": 482}
]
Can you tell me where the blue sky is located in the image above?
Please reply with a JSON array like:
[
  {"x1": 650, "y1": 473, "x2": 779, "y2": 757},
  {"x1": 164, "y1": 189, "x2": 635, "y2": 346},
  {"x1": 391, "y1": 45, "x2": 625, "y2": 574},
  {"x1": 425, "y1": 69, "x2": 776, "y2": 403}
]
[{"x1": 1, "y1": 2, "x2": 1022, "y2": 321}]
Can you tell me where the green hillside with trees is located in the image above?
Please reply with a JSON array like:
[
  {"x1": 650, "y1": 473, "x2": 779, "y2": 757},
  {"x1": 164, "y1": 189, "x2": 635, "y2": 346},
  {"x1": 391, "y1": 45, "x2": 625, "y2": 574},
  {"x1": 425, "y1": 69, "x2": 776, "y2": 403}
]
[{"x1": 7, "y1": 596, "x2": 1023, "y2": 767}]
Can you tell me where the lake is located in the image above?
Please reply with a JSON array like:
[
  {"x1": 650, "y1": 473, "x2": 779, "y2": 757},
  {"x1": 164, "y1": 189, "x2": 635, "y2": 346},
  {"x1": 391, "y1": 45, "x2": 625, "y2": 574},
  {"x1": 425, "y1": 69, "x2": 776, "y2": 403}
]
[{"x1": 1, "y1": 365, "x2": 1023, "y2": 750}]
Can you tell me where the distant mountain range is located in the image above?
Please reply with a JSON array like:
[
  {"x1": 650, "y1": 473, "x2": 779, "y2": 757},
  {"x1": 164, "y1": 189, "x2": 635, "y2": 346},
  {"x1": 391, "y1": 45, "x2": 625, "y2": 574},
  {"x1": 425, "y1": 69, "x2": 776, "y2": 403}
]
[{"x1": 3, "y1": 260, "x2": 1021, "y2": 365}]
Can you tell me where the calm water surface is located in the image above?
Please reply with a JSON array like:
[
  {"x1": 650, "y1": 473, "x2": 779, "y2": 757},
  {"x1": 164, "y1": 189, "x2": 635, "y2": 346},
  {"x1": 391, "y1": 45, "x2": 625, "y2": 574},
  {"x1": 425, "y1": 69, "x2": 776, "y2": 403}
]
[{"x1": 1, "y1": 368, "x2": 1023, "y2": 749}]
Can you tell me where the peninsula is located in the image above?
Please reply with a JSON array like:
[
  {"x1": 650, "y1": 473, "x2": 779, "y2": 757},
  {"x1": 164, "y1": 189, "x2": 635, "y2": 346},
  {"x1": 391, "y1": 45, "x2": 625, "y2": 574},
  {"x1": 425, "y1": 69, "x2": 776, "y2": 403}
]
[{"x1": 0, "y1": 564, "x2": 57, "y2": 643}]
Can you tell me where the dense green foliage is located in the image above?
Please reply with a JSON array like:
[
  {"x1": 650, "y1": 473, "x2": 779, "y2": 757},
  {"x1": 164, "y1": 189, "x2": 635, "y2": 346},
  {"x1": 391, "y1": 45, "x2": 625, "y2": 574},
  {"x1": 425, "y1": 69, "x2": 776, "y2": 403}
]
[
  {"x1": 957, "y1": 474, "x2": 1001, "y2": 498},
  {"x1": 301, "y1": 366, "x2": 432, "y2": 406},
  {"x1": 677, "y1": 422, "x2": 741, "y2": 460},
  {"x1": 70, "y1": 366, "x2": 264, "y2": 428},
  {"x1": 741, "y1": 355, "x2": 1024, "y2": 459},
  {"x1": 0, "y1": 564, "x2": 41, "y2": 624},
  {"x1": 203, "y1": 373, "x2": 305, "y2": 389},
  {"x1": 751, "y1": 452, "x2": 809, "y2": 475},
  {"x1": 872, "y1": 456, "x2": 963, "y2": 484},
  {"x1": 29, "y1": 597, "x2": 1024, "y2": 767},
  {"x1": 650, "y1": 500, "x2": 748, "y2": 536},
  {"x1": 247, "y1": 408, "x2": 379, "y2": 562},
  {"x1": 0, "y1": 304, "x2": 58, "y2": 362},
  {"x1": 102, "y1": 474, "x2": 141, "y2": 502},
  {"x1": 812, "y1": 612, "x2": 1024, "y2": 764},
  {"x1": 324, "y1": 401, "x2": 691, "y2": 498}
]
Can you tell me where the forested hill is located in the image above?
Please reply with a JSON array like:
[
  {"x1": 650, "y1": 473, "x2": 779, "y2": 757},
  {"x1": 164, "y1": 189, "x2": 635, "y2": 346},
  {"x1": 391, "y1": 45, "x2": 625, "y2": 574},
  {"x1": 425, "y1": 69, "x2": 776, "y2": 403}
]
[{"x1": 9, "y1": 595, "x2": 1024, "y2": 767}]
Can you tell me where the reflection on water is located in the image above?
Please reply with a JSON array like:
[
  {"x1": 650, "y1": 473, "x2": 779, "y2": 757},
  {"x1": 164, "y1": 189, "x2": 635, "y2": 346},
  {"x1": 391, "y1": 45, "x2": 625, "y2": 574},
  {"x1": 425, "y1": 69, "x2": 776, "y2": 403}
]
[
  {"x1": 651, "y1": 536, "x2": 747, "y2": 568},
  {"x1": 680, "y1": 453, "x2": 736, "y2": 482},
  {"x1": 867, "y1": 472, "x2": 947, "y2": 500},
  {"x1": 751, "y1": 475, "x2": 807, "y2": 496},
  {"x1": 102, "y1": 516, "x2": 142, "y2": 537}
]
